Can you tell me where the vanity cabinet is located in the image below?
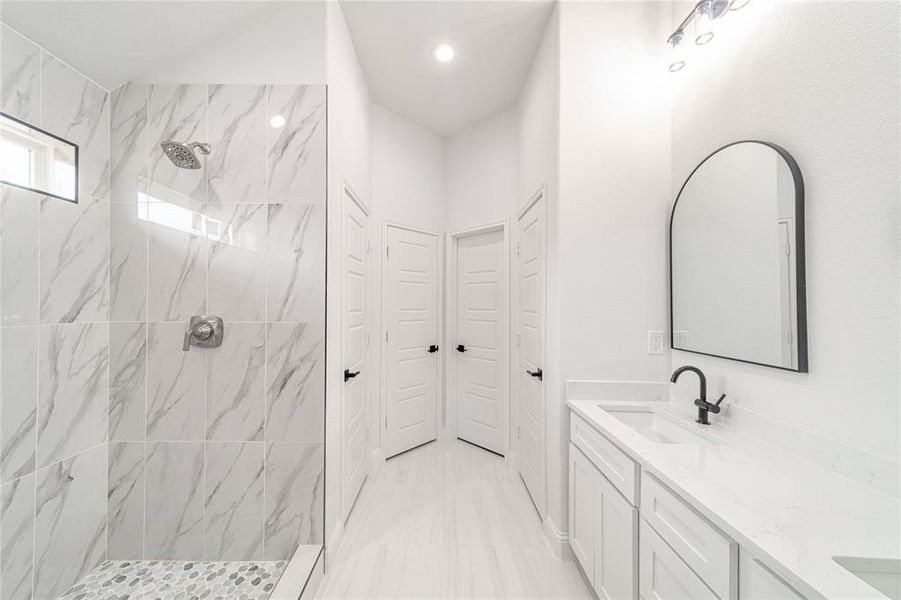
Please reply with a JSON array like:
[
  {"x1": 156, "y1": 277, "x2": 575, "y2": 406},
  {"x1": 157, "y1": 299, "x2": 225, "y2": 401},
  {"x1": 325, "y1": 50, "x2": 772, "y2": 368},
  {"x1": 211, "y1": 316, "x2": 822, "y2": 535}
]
[
  {"x1": 739, "y1": 552, "x2": 804, "y2": 600},
  {"x1": 569, "y1": 443, "x2": 638, "y2": 599},
  {"x1": 639, "y1": 519, "x2": 718, "y2": 600}
]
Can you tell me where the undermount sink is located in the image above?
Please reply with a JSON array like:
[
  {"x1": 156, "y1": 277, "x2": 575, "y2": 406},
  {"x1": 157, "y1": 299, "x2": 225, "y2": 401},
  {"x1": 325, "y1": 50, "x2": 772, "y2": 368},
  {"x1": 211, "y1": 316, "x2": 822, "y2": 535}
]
[
  {"x1": 603, "y1": 406, "x2": 724, "y2": 446},
  {"x1": 834, "y1": 557, "x2": 901, "y2": 600}
]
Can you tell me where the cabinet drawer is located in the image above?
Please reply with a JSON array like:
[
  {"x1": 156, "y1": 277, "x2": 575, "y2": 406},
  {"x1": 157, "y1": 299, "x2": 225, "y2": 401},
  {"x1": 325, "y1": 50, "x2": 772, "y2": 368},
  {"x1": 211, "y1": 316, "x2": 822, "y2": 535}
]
[
  {"x1": 640, "y1": 519, "x2": 717, "y2": 600},
  {"x1": 570, "y1": 413, "x2": 639, "y2": 505},
  {"x1": 641, "y1": 473, "x2": 737, "y2": 599}
]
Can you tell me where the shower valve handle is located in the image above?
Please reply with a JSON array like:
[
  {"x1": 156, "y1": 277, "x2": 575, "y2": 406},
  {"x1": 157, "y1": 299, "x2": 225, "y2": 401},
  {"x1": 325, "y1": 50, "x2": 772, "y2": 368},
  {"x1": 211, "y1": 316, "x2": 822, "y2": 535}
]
[{"x1": 183, "y1": 315, "x2": 224, "y2": 351}]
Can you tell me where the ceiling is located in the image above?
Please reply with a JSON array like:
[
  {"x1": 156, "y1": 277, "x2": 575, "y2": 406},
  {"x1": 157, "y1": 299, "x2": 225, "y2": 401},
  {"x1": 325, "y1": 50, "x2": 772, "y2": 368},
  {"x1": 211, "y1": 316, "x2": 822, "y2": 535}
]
[
  {"x1": 0, "y1": 2, "x2": 277, "y2": 89},
  {"x1": 341, "y1": 0, "x2": 555, "y2": 136}
]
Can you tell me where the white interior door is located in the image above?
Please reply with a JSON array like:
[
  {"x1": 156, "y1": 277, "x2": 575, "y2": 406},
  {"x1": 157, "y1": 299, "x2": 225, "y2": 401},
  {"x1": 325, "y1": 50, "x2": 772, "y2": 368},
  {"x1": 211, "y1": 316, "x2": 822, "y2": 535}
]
[
  {"x1": 342, "y1": 189, "x2": 370, "y2": 519},
  {"x1": 385, "y1": 225, "x2": 440, "y2": 458},
  {"x1": 454, "y1": 228, "x2": 508, "y2": 455},
  {"x1": 517, "y1": 195, "x2": 546, "y2": 516}
]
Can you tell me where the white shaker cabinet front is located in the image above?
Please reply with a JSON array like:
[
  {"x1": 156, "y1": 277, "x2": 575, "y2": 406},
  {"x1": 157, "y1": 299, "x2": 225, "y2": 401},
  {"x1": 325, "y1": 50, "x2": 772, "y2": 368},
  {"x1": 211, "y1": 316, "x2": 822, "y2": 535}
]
[
  {"x1": 569, "y1": 443, "x2": 638, "y2": 599},
  {"x1": 639, "y1": 519, "x2": 719, "y2": 600}
]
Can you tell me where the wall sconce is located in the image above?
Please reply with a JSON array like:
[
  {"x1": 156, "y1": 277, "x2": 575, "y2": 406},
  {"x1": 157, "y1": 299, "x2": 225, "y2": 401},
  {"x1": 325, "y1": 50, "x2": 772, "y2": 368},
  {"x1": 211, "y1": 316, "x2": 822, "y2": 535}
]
[{"x1": 667, "y1": 0, "x2": 748, "y2": 71}]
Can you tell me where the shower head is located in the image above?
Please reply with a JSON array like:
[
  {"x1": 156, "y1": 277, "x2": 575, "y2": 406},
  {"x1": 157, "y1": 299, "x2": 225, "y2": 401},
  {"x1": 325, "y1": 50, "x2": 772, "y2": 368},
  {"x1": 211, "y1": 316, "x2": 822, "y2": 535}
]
[{"x1": 160, "y1": 141, "x2": 211, "y2": 169}]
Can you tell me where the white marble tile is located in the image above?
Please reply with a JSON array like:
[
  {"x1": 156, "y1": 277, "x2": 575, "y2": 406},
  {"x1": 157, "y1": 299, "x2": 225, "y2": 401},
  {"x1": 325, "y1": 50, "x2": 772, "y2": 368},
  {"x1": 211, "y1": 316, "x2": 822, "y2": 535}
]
[
  {"x1": 266, "y1": 204, "x2": 325, "y2": 323},
  {"x1": 33, "y1": 444, "x2": 107, "y2": 600},
  {"x1": 0, "y1": 472, "x2": 35, "y2": 600},
  {"x1": 1, "y1": 185, "x2": 40, "y2": 326},
  {"x1": 266, "y1": 85, "x2": 326, "y2": 204},
  {"x1": 1, "y1": 24, "x2": 41, "y2": 124},
  {"x1": 207, "y1": 322, "x2": 265, "y2": 442},
  {"x1": 144, "y1": 441, "x2": 204, "y2": 560},
  {"x1": 146, "y1": 322, "x2": 204, "y2": 441},
  {"x1": 148, "y1": 84, "x2": 208, "y2": 205},
  {"x1": 107, "y1": 441, "x2": 144, "y2": 559},
  {"x1": 205, "y1": 203, "x2": 266, "y2": 321},
  {"x1": 204, "y1": 441, "x2": 265, "y2": 561},
  {"x1": 41, "y1": 53, "x2": 110, "y2": 201},
  {"x1": 208, "y1": 85, "x2": 267, "y2": 203},
  {"x1": 264, "y1": 442, "x2": 323, "y2": 561},
  {"x1": 37, "y1": 322, "x2": 109, "y2": 468},
  {"x1": 110, "y1": 82, "x2": 148, "y2": 204},
  {"x1": 146, "y1": 200, "x2": 208, "y2": 322},
  {"x1": 39, "y1": 195, "x2": 110, "y2": 324},
  {"x1": 1, "y1": 325, "x2": 37, "y2": 483},
  {"x1": 109, "y1": 322, "x2": 146, "y2": 441},
  {"x1": 110, "y1": 202, "x2": 147, "y2": 321},
  {"x1": 265, "y1": 323, "x2": 324, "y2": 442}
]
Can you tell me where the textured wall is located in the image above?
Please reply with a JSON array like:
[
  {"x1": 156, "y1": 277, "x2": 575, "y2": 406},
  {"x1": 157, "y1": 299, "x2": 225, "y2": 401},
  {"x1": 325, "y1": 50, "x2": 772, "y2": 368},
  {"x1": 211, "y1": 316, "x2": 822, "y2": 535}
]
[
  {"x1": 669, "y1": 0, "x2": 900, "y2": 464},
  {"x1": 106, "y1": 81, "x2": 327, "y2": 562},
  {"x1": 1, "y1": 23, "x2": 111, "y2": 599}
]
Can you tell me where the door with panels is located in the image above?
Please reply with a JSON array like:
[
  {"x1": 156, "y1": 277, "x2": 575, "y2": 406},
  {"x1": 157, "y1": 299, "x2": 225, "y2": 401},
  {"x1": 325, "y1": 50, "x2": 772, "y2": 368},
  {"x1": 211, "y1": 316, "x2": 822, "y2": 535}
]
[
  {"x1": 384, "y1": 225, "x2": 440, "y2": 458},
  {"x1": 342, "y1": 187, "x2": 370, "y2": 519},
  {"x1": 454, "y1": 228, "x2": 508, "y2": 456},
  {"x1": 517, "y1": 194, "x2": 546, "y2": 515}
]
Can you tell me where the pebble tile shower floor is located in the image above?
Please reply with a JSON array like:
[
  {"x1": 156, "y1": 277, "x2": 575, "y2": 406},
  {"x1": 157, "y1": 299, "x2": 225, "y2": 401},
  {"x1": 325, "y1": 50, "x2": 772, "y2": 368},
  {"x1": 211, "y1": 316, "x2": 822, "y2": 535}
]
[{"x1": 58, "y1": 560, "x2": 287, "y2": 600}]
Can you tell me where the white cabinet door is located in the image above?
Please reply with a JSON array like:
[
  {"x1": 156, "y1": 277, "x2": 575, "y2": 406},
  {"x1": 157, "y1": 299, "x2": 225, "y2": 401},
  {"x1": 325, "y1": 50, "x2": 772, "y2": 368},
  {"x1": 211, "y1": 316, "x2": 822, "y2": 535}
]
[
  {"x1": 569, "y1": 443, "x2": 599, "y2": 582},
  {"x1": 739, "y1": 552, "x2": 805, "y2": 599},
  {"x1": 595, "y1": 470, "x2": 638, "y2": 600},
  {"x1": 639, "y1": 519, "x2": 718, "y2": 600},
  {"x1": 569, "y1": 443, "x2": 638, "y2": 600}
]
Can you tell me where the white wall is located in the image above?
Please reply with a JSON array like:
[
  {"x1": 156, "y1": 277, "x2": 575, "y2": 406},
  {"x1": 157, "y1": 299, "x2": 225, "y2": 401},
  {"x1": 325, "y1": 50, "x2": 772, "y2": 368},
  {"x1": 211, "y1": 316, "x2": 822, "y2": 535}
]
[
  {"x1": 137, "y1": 1, "x2": 327, "y2": 84},
  {"x1": 516, "y1": 4, "x2": 561, "y2": 533},
  {"x1": 445, "y1": 107, "x2": 518, "y2": 232},
  {"x1": 372, "y1": 104, "x2": 446, "y2": 232},
  {"x1": 669, "y1": 0, "x2": 900, "y2": 462},
  {"x1": 553, "y1": 0, "x2": 672, "y2": 536},
  {"x1": 325, "y1": 0, "x2": 371, "y2": 547}
]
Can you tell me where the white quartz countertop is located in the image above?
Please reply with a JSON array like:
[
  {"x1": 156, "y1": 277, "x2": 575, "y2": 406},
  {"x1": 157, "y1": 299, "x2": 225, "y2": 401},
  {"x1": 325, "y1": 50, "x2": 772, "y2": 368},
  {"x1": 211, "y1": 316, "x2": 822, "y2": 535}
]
[{"x1": 567, "y1": 394, "x2": 900, "y2": 600}]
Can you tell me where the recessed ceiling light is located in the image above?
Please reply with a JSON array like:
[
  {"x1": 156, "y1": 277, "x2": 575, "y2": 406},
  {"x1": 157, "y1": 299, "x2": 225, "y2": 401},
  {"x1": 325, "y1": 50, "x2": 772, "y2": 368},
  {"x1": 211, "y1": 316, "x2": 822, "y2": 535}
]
[
  {"x1": 270, "y1": 115, "x2": 286, "y2": 128},
  {"x1": 434, "y1": 43, "x2": 455, "y2": 63}
]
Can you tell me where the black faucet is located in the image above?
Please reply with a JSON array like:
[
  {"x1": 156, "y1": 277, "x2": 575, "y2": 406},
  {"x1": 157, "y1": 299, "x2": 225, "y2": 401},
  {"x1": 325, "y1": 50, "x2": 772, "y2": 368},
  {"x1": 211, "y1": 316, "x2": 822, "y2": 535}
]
[{"x1": 670, "y1": 365, "x2": 726, "y2": 425}]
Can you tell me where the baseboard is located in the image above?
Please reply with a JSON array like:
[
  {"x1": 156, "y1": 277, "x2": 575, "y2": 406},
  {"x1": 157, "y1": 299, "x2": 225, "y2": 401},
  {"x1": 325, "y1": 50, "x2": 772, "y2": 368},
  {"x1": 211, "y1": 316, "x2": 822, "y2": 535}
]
[{"x1": 542, "y1": 514, "x2": 571, "y2": 560}]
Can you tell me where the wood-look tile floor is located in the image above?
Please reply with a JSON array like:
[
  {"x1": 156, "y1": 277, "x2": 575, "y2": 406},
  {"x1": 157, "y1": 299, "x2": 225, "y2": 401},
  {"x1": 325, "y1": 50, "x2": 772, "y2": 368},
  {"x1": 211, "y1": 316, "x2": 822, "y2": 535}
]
[{"x1": 316, "y1": 440, "x2": 593, "y2": 599}]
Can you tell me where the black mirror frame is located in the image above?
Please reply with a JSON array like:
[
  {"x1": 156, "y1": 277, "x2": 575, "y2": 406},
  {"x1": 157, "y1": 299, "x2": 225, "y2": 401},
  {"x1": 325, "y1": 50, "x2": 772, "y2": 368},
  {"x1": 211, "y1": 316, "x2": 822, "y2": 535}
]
[
  {"x1": 669, "y1": 140, "x2": 808, "y2": 373},
  {"x1": 0, "y1": 111, "x2": 79, "y2": 204}
]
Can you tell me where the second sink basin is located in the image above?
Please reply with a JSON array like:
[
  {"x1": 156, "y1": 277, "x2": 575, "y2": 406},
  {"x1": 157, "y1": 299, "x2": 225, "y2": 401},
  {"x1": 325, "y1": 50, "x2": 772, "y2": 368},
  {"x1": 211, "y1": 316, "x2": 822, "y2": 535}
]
[{"x1": 603, "y1": 406, "x2": 724, "y2": 446}]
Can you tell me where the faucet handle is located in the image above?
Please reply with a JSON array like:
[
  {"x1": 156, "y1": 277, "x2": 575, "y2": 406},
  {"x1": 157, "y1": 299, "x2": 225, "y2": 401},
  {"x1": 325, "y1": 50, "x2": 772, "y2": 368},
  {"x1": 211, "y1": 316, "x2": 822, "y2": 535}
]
[{"x1": 708, "y1": 393, "x2": 726, "y2": 414}]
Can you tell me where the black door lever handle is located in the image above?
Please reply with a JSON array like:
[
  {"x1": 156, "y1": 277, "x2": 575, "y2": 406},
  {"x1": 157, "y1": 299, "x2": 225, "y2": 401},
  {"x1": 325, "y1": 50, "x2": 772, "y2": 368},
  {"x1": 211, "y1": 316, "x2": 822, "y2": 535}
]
[
  {"x1": 428, "y1": 345, "x2": 439, "y2": 353},
  {"x1": 456, "y1": 345, "x2": 467, "y2": 353},
  {"x1": 344, "y1": 369, "x2": 360, "y2": 382},
  {"x1": 526, "y1": 368, "x2": 543, "y2": 381}
]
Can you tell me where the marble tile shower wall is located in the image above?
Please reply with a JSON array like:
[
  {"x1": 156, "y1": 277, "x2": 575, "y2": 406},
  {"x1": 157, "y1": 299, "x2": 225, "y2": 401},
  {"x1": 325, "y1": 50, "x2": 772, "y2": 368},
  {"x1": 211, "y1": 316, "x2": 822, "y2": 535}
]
[
  {"x1": 1, "y1": 24, "x2": 111, "y2": 600},
  {"x1": 106, "y1": 81, "x2": 326, "y2": 564}
]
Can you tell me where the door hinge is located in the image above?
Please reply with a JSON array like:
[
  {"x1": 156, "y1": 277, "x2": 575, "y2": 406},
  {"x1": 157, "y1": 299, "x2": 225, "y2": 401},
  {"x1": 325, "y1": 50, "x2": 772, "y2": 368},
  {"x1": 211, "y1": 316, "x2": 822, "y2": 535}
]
[
  {"x1": 386, "y1": 245, "x2": 390, "y2": 258},
  {"x1": 385, "y1": 330, "x2": 389, "y2": 343},
  {"x1": 385, "y1": 416, "x2": 388, "y2": 429},
  {"x1": 785, "y1": 241, "x2": 791, "y2": 257},
  {"x1": 516, "y1": 242, "x2": 521, "y2": 257},
  {"x1": 366, "y1": 239, "x2": 371, "y2": 254},
  {"x1": 516, "y1": 426, "x2": 521, "y2": 440}
]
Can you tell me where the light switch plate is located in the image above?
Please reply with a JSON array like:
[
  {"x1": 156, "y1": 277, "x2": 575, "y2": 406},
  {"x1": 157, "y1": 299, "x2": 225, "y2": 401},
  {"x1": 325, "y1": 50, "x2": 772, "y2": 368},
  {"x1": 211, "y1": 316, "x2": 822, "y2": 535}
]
[{"x1": 648, "y1": 331, "x2": 664, "y2": 355}]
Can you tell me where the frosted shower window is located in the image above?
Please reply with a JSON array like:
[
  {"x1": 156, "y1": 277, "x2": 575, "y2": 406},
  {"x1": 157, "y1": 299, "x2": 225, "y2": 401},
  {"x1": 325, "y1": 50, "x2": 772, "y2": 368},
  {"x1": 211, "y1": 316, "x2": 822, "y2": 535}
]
[
  {"x1": 670, "y1": 141, "x2": 807, "y2": 371},
  {"x1": 0, "y1": 112, "x2": 78, "y2": 202}
]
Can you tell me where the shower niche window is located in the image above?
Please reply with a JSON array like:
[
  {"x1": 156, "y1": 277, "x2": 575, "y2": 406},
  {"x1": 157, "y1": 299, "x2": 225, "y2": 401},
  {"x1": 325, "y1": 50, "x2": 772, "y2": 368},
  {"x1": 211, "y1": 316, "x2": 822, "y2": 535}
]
[{"x1": 0, "y1": 112, "x2": 78, "y2": 202}]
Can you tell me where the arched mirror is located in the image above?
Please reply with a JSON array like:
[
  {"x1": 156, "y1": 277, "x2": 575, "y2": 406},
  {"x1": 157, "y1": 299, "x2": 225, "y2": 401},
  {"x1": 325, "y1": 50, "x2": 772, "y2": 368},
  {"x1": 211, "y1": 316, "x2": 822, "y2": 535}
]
[{"x1": 670, "y1": 141, "x2": 808, "y2": 372}]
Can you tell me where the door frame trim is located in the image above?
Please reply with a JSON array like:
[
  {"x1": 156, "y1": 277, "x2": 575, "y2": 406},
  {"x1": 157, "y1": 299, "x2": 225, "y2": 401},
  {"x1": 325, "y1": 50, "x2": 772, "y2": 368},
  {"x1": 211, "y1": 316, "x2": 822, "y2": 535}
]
[
  {"x1": 444, "y1": 221, "x2": 511, "y2": 456},
  {"x1": 380, "y1": 221, "x2": 443, "y2": 459},
  {"x1": 339, "y1": 178, "x2": 371, "y2": 522}
]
